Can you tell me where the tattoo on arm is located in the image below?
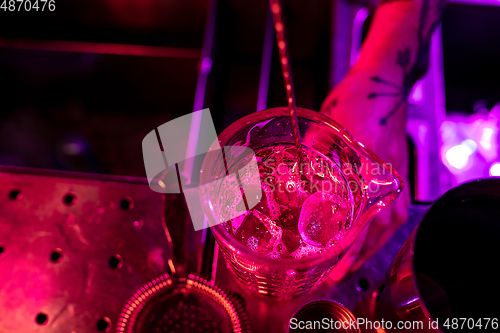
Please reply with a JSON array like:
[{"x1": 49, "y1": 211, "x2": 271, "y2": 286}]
[
  {"x1": 369, "y1": 47, "x2": 412, "y2": 125},
  {"x1": 369, "y1": 0, "x2": 447, "y2": 125},
  {"x1": 323, "y1": 98, "x2": 338, "y2": 111},
  {"x1": 369, "y1": 74, "x2": 407, "y2": 125}
]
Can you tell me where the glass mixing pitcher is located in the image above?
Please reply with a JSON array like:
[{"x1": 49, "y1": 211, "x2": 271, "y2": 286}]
[{"x1": 200, "y1": 107, "x2": 404, "y2": 299}]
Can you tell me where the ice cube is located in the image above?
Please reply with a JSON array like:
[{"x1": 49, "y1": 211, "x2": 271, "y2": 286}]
[
  {"x1": 301, "y1": 153, "x2": 347, "y2": 195},
  {"x1": 290, "y1": 241, "x2": 323, "y2": 259},
  {"x1": 263, "y1": 173, "x2": 311, "y2": 228},
  {"x1": 255, "y1": 147, "x2": 275, "y2": 162},
  {"x1": 267, "y1": 240, "x2": 287, "y2": 259},
  {"x1": 234, "y1": 210, "x2": 283, "y2": 255},
  {"x1": 297, "y1": 191, "x2": 348, "y2": 247},
  {"x1": 227, "y1": 211, "x2": 250, "y2": 235},
  {"x1": 274, "y1": 173, "x2": 303, "y2": 205},
  {"x1": 281, "y1": 229, "x2": 301, "y2": 255},
  {"x1": 257, "y1": 174, "x2": 286, "y2": 220}
]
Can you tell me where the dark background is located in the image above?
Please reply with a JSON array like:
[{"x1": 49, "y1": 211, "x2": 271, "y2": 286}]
[
  {"x1": 442, "y1": 3, "x2": 500, "y2": 113},
  {"x1": 0, "y1": 0, "x2": 498, "y2": 177}
]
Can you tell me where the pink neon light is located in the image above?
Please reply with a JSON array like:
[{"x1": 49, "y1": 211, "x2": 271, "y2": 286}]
[
  {"x1": 409, "y1": 80, "x2": 424, "y2": 104},
  {"x1": 489, "y1": 162, "x2": 500, "y2": 176},
  {"x1": 480, "y1": 127, "x2": 494, "y2": 150},
  {"x1": 444, "y1": 140, "x2": 477, "y2": 170}
]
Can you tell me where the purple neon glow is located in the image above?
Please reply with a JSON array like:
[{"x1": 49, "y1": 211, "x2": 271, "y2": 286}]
[
  {"x1": 477, "y1": 124, "x2": 498, "y2": 161},
  {"x1": 185, "y1": 0, "x2": 217, "y2": 184},
  {"x1": 408, "y1": 80, "x2": 424, "y2": 105},
  {"x1": 440, "y1": 103, "x2": 500, "y2": 184},
  {"x1": 407, "y1": 120, "x2": 431, "y2": 200},
  {"x1": 489, "y1": 162, "x2": 500, "y2": 176},
  {"x1": 444, "y1": 139, "x2": 476, "y2": 170},
  {"x1": 350, "y1": 8, "x2": 369, "y2": 67},
  {"x1": 257, "y1": 8, "x2": 274, "y2": 111},
  {"x1": 200, "y1": 57, "x2": 213, "y2": 76},
  {"x1": 480, "y1": 127, "x2": 494, "y2": 150}
]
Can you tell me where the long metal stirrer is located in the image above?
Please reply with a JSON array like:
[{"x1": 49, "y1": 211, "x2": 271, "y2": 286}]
[{"x1": 269, "y1": 0, "x2": 302, "y2": 165}]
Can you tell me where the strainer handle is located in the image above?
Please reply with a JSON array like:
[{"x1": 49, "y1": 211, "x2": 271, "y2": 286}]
[{"x1": 162, "y1": 193, "x2": 189, "y2": 279}]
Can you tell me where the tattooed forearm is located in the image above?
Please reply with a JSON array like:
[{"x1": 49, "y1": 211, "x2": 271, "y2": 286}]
[
  {"x1": 368, "y1": 0, "x2": 447, "y2": 125},
  {"x1": 368, "y1": 46, "x2": 413, "y2": 125},
  {"x1": 323, "y1": 98, "x2": 338, "y2": 112},
  {"x1": 369, "y1": 73, "x2": 408, "y2": 125},
  {"x1": 368, "y1": 91, "x2": 401, "y2": 98},
  {"x1": 370, "y1": 76, "x2": 401, "y2": 89},
  {"x1": 380, "y1": 99, "x2": 405, "y2": 125}
]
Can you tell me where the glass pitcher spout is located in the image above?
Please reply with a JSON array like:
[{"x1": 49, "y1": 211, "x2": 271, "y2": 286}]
[{"x1": 301, "y1": 110, "x2": 404, "y2": 231}]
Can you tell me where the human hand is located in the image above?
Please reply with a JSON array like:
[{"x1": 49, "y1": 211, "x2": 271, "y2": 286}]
[{"x1": 315, "y1": 0, "x2": 446, "y2": 279}]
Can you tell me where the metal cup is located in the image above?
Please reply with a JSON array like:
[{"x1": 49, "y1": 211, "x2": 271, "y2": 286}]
[
  {"x1": 371, "y1": 179, "x2": 500, "y2": 332},
  {"x1": 288, "y1": 300, "x2": 361, "y2": 333}
]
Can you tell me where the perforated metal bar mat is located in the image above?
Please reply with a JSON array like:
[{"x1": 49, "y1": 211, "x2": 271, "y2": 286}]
[{"x1": 0, "y1": 167, "x2": 177, "y2": 332}]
